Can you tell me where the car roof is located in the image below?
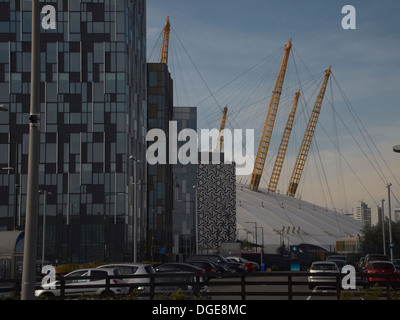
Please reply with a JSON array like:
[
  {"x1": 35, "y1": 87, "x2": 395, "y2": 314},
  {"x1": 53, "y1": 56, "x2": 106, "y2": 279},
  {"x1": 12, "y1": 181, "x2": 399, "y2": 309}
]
[
  {"x1": 369, "y1": 260, "x2": 393, "y2": 264},
  {"x1": 312, "y1": 261, "x2": 337, "y2": 265},
  {"x1": 97, "y1": 263, "x2": 153, "y2": 268},
  {"x1": 66, "y1": 267, "x2": 116, "y2": 275}
]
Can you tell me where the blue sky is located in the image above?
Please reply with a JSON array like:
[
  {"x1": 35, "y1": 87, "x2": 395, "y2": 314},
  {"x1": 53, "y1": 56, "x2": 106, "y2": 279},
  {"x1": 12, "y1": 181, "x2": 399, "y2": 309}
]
[{"x1": 146, "y1": 0, "x2": 400, "y2": 214}]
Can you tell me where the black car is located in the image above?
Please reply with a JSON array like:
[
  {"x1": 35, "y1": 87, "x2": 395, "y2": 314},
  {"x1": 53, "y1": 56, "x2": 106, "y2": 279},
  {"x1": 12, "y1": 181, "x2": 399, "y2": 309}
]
[
  {"x1": 187, "y1": 254, "x2": 247, "y2": 272},
  {"x1": 155, "y1": 262, "x2": 206, "y2": 274},
  {"x1": 186, "y1": 260, "x2": 232, "y2": 278}
]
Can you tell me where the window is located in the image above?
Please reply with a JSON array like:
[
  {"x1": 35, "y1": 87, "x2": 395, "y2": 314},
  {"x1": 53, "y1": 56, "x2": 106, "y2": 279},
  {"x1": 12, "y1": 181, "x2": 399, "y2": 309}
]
[{"x1": 90, "y1": 270, "x2": 108, "y2": 281}]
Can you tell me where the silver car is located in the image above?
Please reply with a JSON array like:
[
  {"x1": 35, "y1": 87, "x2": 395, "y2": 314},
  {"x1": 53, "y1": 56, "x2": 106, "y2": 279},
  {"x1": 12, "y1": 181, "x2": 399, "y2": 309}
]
[
  {"x1": 97, "y1": 263, "x2": 156, "y2": 293},
  {"x1": 35, "y1": 267, "x2": 127, "y2": 299},
  {"x1": 308, "y1": 261, "x2": 340, "y2": 289}
]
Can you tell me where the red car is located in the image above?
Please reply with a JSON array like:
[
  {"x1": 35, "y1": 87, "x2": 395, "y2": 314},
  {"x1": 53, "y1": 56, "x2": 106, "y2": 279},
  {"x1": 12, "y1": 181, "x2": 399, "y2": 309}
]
[{"x1": 364, "y1": 261, "x2": 399, "y2": 287}]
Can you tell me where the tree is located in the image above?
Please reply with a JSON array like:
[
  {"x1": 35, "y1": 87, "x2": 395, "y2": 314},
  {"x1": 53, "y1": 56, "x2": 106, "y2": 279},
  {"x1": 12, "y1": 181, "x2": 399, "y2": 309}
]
[{"x1": 361, "y1": 219, "x2": 400, "y2": 255}]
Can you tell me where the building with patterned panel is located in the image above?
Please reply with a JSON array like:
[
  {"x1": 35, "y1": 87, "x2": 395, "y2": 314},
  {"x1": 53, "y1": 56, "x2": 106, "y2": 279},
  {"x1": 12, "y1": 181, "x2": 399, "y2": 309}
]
[
  {"x1": 0, "y1": 0, "x2": 147, "y2": 264},
  {"x1": 197, "y1": 152, "x2": 236, "y2": 253}
]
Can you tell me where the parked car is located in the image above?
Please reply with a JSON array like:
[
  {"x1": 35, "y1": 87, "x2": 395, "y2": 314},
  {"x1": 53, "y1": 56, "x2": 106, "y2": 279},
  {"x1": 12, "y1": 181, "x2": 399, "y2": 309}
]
[
  {"x1": 326, "y1": 255, "x2": 347, "y2": 262},
  {"x1": 358, "y1": 257, "x2": 365, "y2": 272},
  {"x1": 327, "y1": 259, "x2": 347, "y2": 272},
  {"x1": 35, "y1": 268, "x2": 127, "y2": 299},
  {"x1": 363, "y1": 261, "x2": 399, "y2": 287},
  {"x1": 187, "y1": 254, "x2": 247, "y2": 272},
  {"x1": 141, "y1": 272, "x2": 208, "y2": 298},
  {"x1": 186, "y1": 260, "x2": 232, "y2": 278},
  {"x1": 308, "y1": 261, "x2": 340, "y2": 289},
  {"x1": 140, "y1": 263, "x2": 208, "y2": 298},
  {"x1": 155, "y1": 262, "x2": 206, "y2": 274},
  {"x1": 97, "y1": 263, "x2": 156, "y2": 292},
  {"x1": 363, "y1": 254, "x2": 390, "y2": 271},
  {"x1": 393, "y1": 259, "x2": 400, "y2": 271},
  {"x1": 226, "y1": 256, "x2": 260, "y2": 272}
]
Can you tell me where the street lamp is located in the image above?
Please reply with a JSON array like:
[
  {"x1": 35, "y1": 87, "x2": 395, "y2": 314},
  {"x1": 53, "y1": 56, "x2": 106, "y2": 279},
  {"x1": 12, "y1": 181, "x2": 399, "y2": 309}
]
[
  {"x1": 245, "y1": 221, "x2": 257, "y2": 252},
  {"x1": 21, "y1": 0, "x2": 41, "y2": 300},
  {"x1": 393, "y1": 145, "x2": 400, "y2": 153},
  {"x1": 387, "y1": 183, "x2": 394, "y2": 262},
  {"x1": 0, "y1": 104, "x2": 8, "y2": 112}
]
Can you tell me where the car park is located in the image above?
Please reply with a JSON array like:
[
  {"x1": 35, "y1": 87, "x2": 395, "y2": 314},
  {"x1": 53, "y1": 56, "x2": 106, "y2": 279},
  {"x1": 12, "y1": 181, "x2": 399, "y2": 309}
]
[
  {"x1": 308, "y1": 261, "x2": 340, "y2": 289},
  {"x1": 97, "y1": 263, "x2": 156, "y2": 292},
  {"x1": 363, "y1": 261, "x2": 399, "y2": 287},
  {"x1": 35, "y1": 267, "x2": 127, "y2": 299},
  {"x1": 187, "y1": 254, "x2": 248, "y2": 272}
]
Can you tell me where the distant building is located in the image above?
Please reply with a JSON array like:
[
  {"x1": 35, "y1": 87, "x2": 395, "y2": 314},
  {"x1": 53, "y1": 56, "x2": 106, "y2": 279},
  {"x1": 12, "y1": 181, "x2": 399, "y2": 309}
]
[
  {"x1": 394, "y1": 208, "x2": 400, "y2": 223},
  {"x1": 370, "y1": 206, "x2": 382, "y2": 226},
  {"x1": 353, "y1": 201, "x2": 371, "y2": 226},
  {"x1": 336, "y1": 235, "x2": 362, "y2": 253}
]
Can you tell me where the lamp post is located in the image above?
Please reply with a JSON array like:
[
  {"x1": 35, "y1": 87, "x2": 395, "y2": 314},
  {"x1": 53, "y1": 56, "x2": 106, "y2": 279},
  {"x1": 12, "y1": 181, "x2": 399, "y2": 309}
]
[
  {"x1": 387, "y1": 183, "x2": 394, "y2": 262},
  {"x1": 21, "y1": 0, "x2": 41, "y2": 300},
  {"x1": 245, "y1": 221, "x2": 258, "y2": 252},
  {"x1": 393, "y1": 145, "x2": 400, "y2": 153},
  {"x1": 381, "y1": 199, "x2": 386, "y2": 256}
]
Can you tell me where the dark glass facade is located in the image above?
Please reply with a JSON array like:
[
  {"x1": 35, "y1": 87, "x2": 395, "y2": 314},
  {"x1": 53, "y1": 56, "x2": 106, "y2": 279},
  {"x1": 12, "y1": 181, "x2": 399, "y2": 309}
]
[{"x1": 0, "y1": 0, "x2": 147, "y2": 263}]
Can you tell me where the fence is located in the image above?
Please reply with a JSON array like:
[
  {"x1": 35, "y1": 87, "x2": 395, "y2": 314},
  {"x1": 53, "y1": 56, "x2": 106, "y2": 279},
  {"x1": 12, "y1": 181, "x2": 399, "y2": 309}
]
[{"x1": 2, "y1": 271, "x2": 400, "y2": 300}]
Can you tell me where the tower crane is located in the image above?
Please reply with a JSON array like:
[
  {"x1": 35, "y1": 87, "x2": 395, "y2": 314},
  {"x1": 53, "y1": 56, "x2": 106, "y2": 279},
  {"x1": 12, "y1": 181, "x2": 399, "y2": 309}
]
[
  {"x1": 268, "y1": 90, "x2": 300, "y2": 192},
  {"x1": 287, "y1": 67, "x2": 331, "y2": 197},
  {"x1": 216, "y1": 105, "x2": 228, "y2": 151},
  {"x1": 249, "y1": 39, "x2": 292, "y2": 191},
  {"x1": 160, "y1": 16, "x2": 171, "y2": 65}
]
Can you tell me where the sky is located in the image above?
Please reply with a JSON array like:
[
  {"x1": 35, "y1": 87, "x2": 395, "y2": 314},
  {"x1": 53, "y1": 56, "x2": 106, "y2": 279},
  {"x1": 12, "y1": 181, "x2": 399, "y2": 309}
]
[{"x1": 146, "y1": 0, "x2": 400, "y2": 215}]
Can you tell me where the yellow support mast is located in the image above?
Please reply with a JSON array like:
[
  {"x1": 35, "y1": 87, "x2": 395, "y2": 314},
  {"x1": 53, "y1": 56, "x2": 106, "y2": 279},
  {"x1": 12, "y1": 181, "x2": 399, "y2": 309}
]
[
  {"x1": 216, "y1": 105, "x2": 228, "y2": 151},
  {"x1": 287, "y1": 67, "x2": 331, "y2": 197},
  {"x1": 160, "y1": 16, "x2": 171, "y2": 65},
  {"x1": 268, "y1": 90, "x2": 300, "y2": 193},
  {"x1": 249, "y1": 39, "x2": 292, "y2": 191}
]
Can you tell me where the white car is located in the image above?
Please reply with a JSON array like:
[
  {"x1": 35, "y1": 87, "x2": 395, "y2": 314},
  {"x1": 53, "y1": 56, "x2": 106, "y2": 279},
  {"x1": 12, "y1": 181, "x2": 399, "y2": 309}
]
[
  {"x1": 35, "y1": 268, "x2": 127, "y2": 299},
  {"x1": 97, "y1": 263, "x2": 156, "y2": 292},
  {"x1": 308, "y1": 261, "x2": 340, "y2": 289}
]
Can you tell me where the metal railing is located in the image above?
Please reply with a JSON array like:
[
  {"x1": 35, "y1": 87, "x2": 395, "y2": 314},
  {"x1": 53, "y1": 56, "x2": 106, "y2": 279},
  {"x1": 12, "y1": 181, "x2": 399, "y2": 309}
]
[{"x1": 2, "y1": 271, "x2": 400, "y2": 300}]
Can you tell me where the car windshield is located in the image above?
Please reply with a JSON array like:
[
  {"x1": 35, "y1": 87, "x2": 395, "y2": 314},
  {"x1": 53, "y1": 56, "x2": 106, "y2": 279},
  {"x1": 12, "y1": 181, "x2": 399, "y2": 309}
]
[
  {"x1": 372, "y1": 263, "x2": 394, "y2": 270},
  {"x1": 313, "y1": 263, "x2": 336, "y2": 270}
]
